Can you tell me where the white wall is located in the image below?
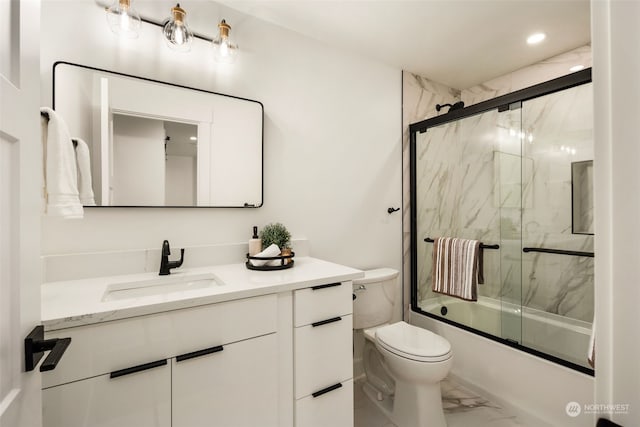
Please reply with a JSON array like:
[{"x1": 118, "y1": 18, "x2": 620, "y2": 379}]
[
  {"x1": 39, "y1": 0, "x2": 402, "y2": 275},
  {"x1": 592, "y1": 1, "x2": 640, "y2": 425}
]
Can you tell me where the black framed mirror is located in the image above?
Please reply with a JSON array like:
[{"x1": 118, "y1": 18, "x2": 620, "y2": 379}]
[{"x1": 53, "y1": 61, "x2": 263, "y2": 208}]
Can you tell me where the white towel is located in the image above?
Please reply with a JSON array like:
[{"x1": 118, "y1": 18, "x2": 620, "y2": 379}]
[
  {"x1": 41, "y1": 107, "x2": 83, "y2": 218},
  {"x1": 432, "y1": 237, "x2": 482, "y2": 301},
  {"x1": 73, "y1": 138, "x2": 96, "y2": 206},
  {"x1": 250, "y1": 244, "x2": 281, "y2": 267}
]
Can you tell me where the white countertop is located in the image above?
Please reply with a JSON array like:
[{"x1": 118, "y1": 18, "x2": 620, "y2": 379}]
[{"x1": 42, "y1": 256, "x2": 363, "y2": 331}]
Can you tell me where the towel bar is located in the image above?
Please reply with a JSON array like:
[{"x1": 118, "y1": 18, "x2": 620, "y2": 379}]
[
  {"x1": 41, "y1": 111, "x2": 77, "y2": 147},
  {"x1": 522, "y1": 247, "x2": 594, "y2": 257},
  {"x1": 424, "y1": 237, "x2": 499, "y2": 250}
]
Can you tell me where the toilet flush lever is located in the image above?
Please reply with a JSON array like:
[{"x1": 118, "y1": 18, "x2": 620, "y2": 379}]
[{"x1": 354, "y1": 285, "x2": 366, "y2": 292}]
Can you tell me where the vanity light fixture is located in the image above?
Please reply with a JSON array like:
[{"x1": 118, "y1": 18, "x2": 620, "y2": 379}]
[
  {"x1": 212, "y1": 19, "x2": 239, "y2": 63},
  {"x1": 163, "y1": 3, "x2": 194, "y2": 52},
  {"x1": 526, "y1": 32, "x2": 546, "y2": 45},
  {"x1": 105, "y1": 0, "x2": 142, "y2": 38}
]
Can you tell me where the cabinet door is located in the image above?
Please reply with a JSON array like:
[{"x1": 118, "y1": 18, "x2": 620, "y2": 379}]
[
  {"x1": 172, "y1": 333, "x2": 279, "y2": 427},
  {"x1": 42, "y1": 361, "x2": 170, "y2": 427}
]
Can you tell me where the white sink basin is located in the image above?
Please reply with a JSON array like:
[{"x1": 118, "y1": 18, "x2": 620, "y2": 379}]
[{"x1": 102, "y1": 272, "x2": 222, "y2": 301}]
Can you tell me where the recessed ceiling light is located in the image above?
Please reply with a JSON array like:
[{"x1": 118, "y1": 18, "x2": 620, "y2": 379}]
[
  {"x1": 527, "y1": 33, "x2": 546, "y2": 45},
  {"x1": 570, "y1": 65, "x2": 585, "y2": 72},
  {"x1": 190, "y1": 136, "x2": 197, "y2": 141}
]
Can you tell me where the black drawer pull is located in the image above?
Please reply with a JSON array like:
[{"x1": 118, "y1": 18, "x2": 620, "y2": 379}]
[
  {"x1": 311, "y1": 317, "x2": 342, "y2": 328},
  {"x1": 110, "y1": 359, "x2": 167, "y2": 379},
  {"x1": 176, "y1": 345, "x2": 224, "y2": 362},
  {"x1": 311, "y1": 282, "x2": 341, "y2": 291},
  {"x1": 312, "y1": 382, "x2": 343, "y2": 398}
]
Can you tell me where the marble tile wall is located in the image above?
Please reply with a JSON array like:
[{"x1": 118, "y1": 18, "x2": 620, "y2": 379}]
[
  {"x1": 403, "y1": 45, "x2": 593, "y2": 323},
  {"x1": 462, "y1": 45, "x2": 592, "y2": 105},
  {"x1": 402, "y1": 73, "x2": 461, "y2": 319},
  {"x1": 520, "y1": 83, "x2": 594, "y2": 322}
]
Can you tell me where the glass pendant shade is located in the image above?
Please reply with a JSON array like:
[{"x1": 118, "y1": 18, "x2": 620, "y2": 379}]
[
  {"x1": 106, "y1": 0, "x2": 141, "y2": 38},
  {"x1": 212, "y1": 19, "x2": 238, "y2": 63},
  {"x1": 163, "y1": 4, "x2": 193, "y2": 52}
]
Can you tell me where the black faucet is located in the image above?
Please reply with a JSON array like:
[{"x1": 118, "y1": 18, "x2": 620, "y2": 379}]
[{"x1": 159, "y1": 240, "x2": 185, "y2": 275}]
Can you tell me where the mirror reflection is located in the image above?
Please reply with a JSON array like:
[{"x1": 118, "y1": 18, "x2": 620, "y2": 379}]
[{"x1": 53, "y1": 62, "x2": 263, "y2": 207}]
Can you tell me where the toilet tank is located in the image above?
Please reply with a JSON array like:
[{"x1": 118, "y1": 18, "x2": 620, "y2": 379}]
[{"x1": 352, "y1": 268, "x2": 399, "y2": 329}]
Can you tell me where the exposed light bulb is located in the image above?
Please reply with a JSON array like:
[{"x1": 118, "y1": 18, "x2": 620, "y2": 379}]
[
  {"x1": 163, "y1": 3, "x2": 193, "y2": 52},
  {"x1": 212, "y1": 19, "x2": 238, "y2": 63},
  {"x1": 106, "y1": 0, "x2": 141, "y2": 39}
]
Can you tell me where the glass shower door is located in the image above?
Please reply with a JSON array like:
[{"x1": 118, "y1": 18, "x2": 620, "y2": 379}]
[
  {"x1": 519, "y1": 83, "x2": 594, "y2": 369},
  {"x1": 495, "y1": 105, "x2": 524, "y2": 345},
  {"x1": 414, "y1": 106, "x2": 523, "y2": 343}
]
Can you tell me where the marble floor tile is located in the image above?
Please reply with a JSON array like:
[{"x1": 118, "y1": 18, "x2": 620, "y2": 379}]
[{"x1": 354, "y1": 377, "x2": 528, "y2": 427}]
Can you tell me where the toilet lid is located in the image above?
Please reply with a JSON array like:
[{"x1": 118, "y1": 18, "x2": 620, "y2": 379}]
[{"x1": 375, "y1": 322, "x2": 452, "y2": 362}]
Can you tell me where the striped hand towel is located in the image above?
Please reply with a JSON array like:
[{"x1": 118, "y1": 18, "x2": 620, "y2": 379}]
[{"x1": 432, "y1": 237, "x2": 483, "y2": 301}]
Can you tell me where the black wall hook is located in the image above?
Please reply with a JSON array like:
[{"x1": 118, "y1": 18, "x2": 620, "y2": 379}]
[{"x1": 387, "y1": 207, "x2": 400, "y2": 214}]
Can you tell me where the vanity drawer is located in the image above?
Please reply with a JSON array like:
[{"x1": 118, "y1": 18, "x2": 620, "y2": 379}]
[
  {"x1": 294, "y1": 314, "x2": 352, "y2": 399},
  {"x1": 43, "y1": 294, "x2": 277, "y2": 388},
  {"x1": 294, "y1": 281, "x2": 352, "y2": 327},
  {"x1": 295, "y1": 379, "x2": 353, "y2": 427}
]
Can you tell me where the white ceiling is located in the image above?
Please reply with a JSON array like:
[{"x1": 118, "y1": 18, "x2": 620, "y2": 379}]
[{"x1": 218, "y1": 0, "x2": 591, "y2": 89}]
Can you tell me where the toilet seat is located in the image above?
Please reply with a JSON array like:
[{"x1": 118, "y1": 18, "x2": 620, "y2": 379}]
[{"x1": 375, "y1": 321, "x2": 452, "y2": 363}]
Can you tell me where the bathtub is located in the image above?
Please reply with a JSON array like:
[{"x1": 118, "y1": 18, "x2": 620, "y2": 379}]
[{"x1": 419, "y1": 296, "x2": 592, "y2": 370}]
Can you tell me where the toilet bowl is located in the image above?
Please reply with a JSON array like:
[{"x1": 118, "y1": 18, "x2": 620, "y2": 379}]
[
  {"x1": 374, "y1": 321, "x2": 452, "y2": 427},
  {"x1": 353, "y1": 269, "x2": 453, "y2": 427}
]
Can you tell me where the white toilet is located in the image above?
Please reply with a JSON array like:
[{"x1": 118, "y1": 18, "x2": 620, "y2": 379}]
[{"x1": 353, "y1": 268, "x2": 453, "y2": 427}]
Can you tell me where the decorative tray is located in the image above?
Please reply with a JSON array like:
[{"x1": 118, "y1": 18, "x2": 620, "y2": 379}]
[{"x1": 245, "y1": 251, "x2": 295, "y2": 271}]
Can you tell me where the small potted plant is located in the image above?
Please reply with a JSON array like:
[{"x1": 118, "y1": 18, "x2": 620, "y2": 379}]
[{"x1": 260, "y1": 222, "x2": 292, "y2": 264}]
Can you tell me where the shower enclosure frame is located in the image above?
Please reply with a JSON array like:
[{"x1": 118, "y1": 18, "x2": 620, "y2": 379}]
[{"x1": 409, "y1": 68, "x2": 593, "y2": 375}]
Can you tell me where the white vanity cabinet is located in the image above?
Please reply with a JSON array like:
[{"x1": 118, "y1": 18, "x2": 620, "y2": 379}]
[
  {"x1": 293, "y1": 282, "x2": 354, "y2": 427},
  {"x1": 42, "y1": 294, "x2": 278, "y2": 427},
  {"x1": 40, "y1": 258, "x2": 363, "y2": 427}
]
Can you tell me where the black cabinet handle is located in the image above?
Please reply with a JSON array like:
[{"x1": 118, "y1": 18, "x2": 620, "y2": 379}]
[
  {"x1": 110, "y1": 359, "x2": 167, "y2": 379},
  {"x1": 176, "y1": 345, "x2": 224, "y2": 362},
  {"x1": 312, "y1": 382, "x2": 343, "y2": 398},
  {"x1": 24, "y1": 325, "x2": 72, "y2": 372},
  {"x1": 311, "y1": 317, "x2": 342, "y2": 328},
  {"x1": 311, "y1": 282, "x2": 341, "y2": 291}
]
